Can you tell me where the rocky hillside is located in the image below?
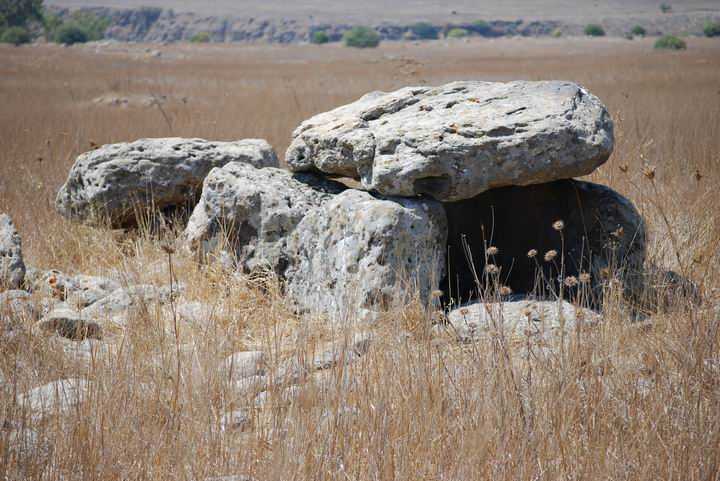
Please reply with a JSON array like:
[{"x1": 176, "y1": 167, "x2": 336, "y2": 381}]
[{"x1": 46, "y1": 5, "x2": 720, "y2": 43}]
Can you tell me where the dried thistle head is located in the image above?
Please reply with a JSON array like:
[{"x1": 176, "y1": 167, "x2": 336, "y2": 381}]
[
  {"x1": 544, "y1": 250, "x2": 557, "y2": 262},
  {"x1": 161, "y1": 241, "x2": 176, "y2": 255},
  {"x1": 485, "y1": 264, "x2": 499, "y2": 275},
  {"x1": 642, "y1": 164, "x2": 656, "y2": 180},
  {"x1": 486, "y1": 246, "x2": 499, "y2": 256},
  {"x1": 552, "y1": 220, "x2": 565, "y2": 231},
  {"x1": 527, "y1": 249, "x2": 538, "y2": 258},
  {"x1": 564, "y1": 275, "x2": 578, "y2": 287},
  {"x1": 579, "y1": 272, "x2": 591, "y2": 284},
  {"x1": 430, "y1": 289, "x2": 443, "y2": 299},
  {"x1": 498, "y1": 286, "x2": 512, "y2": 297}
]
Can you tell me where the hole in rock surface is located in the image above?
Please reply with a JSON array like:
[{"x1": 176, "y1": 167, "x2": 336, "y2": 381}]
[{"x1": 441, "y1": 179, "x2": 627, "y2": 306}]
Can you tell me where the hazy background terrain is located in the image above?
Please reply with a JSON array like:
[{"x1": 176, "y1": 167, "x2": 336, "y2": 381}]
[{"x1": 45, "y1": 0, "x2": 720, "y2": 22}]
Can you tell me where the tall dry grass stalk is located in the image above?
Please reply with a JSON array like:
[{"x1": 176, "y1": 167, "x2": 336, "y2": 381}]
[{"x1": 1, "y1": 37, "x2": 719, "y2": 479}]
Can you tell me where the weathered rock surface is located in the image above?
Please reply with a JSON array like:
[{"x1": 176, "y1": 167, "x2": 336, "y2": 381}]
[
  {"x1": 446, "y1": 299, "x2": 600, "y2": 342},
  {"x1": 225, "y1": 350, "x2": 267, "y2": 381},
  {"x1": 18, "y1": 379, "x2": 90, "y2": 421},
  {"x1": 443, "y1": 179, "x2": 645, "y2": 302},
  {"x1": 285, "y1": 190, "x2": 446, "y2": 319},
  {"x1": 183, "y1": 162, "x2": 345, "y2": 273},
  {"x1": 83, "y1": 283, "x2": 182, "y2": 326},
  {"x1": 219, "y1": 409, "x2": 250, "y2": 432},
  {"x1": 56, "y1": 138, "x2": 279, "y2": 227},
  {"x1": 0, "y1": 290, "x2": 37, "y2": 320},
  {"x1": 38, "y1": 308, "x2": 102, "y2": 340},
  {"x1": 287, "y1": 81, "x2": 613, "y2": 202},
  {"x1": 0, "y1": 214, "x2": 26, "y2": 290}
]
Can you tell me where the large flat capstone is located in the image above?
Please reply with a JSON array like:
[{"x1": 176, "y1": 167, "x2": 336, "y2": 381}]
[
  {"x1": 286, "y1": 81, "x2": 613, "y2": 202},
  {"x1": 56, "y1": 138, "x2": 279, "y2": 227}
]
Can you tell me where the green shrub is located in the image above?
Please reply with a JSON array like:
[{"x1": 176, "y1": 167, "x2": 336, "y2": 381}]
[
  {"x1": 190, "y1": 31, "x2": 210, "y2": 43},
  {"x1": 631, "y1": 25, "x2": 646, "y2": 37},
  {"x1": 69, "y1": 14, "x2": 110, "y2": 41},
  {"x1": 446, "y1": 27, "x2": 469, "y2": 39},
  {"x1": 471, "y1": 19, "x2": 492, "y2": 36},
  {"x1": 0, "y1": 0, "x2": 43, "y2": 28},
  {"x1": 704, "y1": 21, "x2": 720, "y2": 37},
  {"x1": 551, "y1": 28, "x2": 562, "y2": 38},
  {"x1": 584, "y1": 24, "x2": 605, "y2": 37},
  {"x1": 412, "y1": 21, "x2": 438, "y2": 39},
  {"x1": 0, "y1": 25, "x2": 30, "y2": 45},
  {"x1": 660, "y1": 3, "x2": 672, "y2": 13},
  {"x1": 47, "y1": 13, "x2": 109, "y2": 44},
  {"x1": 654, "y1": 34, "x2": 686, "y2": 49},
  {"x1": 342, "y1": 26, "x2": 380, "y2": 48},
  {"x1": 311, "y1": 30, "x2": 329, "y2": 44},
  {"x1": 53, "y1": 23, "x2": 88, "y2": 45}
]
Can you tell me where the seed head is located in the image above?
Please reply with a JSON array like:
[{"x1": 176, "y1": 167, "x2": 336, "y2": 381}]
[
  {"x1": 485, "y1": 264, "x2": 500, "y2": 275},
  {"x1": 161, "y1": 242, "x2": 176, "y2": 255},
  {"x1": 642, "y1": 164, "x2": 656, "y2": 181},
  {"x1": 527, "y1": 249, "x2": 538, "y2": 258},
  {"x1": 552, "y1": 220, "x2": 565, "y2": 231},
  {"x1": 579, "y1": 272, "x2": 591, "y2": 284},
  {"x1": 544, "y1": 250, "x2": 557, "y2": 262},
  {"x1": 564, "y1": 275, "x2": 578, "y2": 287},
  {"x1": 486, "y1": 246, "x2": 499, "y2": 256},
  {"x1": 499, "y1": 286, "x2": 512, "y2": 297},
  {"x1": 430, "y1": 289, "x2": 443, "y2": 299}
]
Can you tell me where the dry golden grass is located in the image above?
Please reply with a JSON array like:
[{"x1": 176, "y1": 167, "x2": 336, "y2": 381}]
[{"x1": 1, "y1": 37, "x2": 720, "y2": 480}]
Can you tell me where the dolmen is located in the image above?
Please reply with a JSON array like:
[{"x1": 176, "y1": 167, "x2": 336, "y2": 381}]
[{"x1": 54, "y1": 81, "x2": 646, "y2": 322}]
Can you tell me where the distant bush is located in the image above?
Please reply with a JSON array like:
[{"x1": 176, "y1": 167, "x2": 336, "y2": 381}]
[
  {"x1": 311, "y1": 30, "x2": 329, "y2": 44},
  {"x1": 471, "y1": 19, "x2": 493, "y2": 36},
  {"x1": 53, "y1": 23, "x2": 88, "y2": 45},
  {"x1": 655, "y1": 34, "x2": 686, "y2": 49},
  {"x1": 0, "y1": 25, "x2": 30, "y2": 45},
  {"x1": 551, "y1": 28, "x2": 562, "y2": 38},
  {"x1": 190, "y1": 31, "x2": 210, "y2": 43},
  {"x1": 446, "y1": 27, "x2": 469, "y2": 39},
  {"x1": 343, "y1": 26, "x2": 380, "y2": 48},
  {"x1": 0, "y1": 0, "x2": 43, "y2": 29},
  {"x1": 704, "y1": 21, "x2": 720, "y2": 37},
  {"x1": 48, "y1": 13, "x2": 110, "y2": 44},
  {"x1": 412, "y1": 21, "x2": 438, "y2": 40},
  {"x1": 69, "y1": 14, "x2": 110, "y2": 41},
  {"x1": 660, "y1": 3, "x2": 672, "y2": 13},
  {"x1": 584, "y1": 24, "x2": 605, "y2": 37},
  {"x1": 630, "y1": 25, "x2": 646, "y2": 37}
]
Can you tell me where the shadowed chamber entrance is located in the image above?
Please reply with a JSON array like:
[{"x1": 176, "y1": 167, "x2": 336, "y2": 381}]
[{"x1": 442, "y1": 179, "x2": 605, "y2": 305}]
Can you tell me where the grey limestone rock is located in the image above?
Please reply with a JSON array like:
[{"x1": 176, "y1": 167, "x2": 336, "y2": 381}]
[
  {"x1": 0, "y1": 214, "x2": 26, "y2": 290},
  {"x1": 56, "y1": 138, "x2": 279, "y2": 227},
  {"x1": 287, "y1": 81, "x2": 613, "y2": 202}
]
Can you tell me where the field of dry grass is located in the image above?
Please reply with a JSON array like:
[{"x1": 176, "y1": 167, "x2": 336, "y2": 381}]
[{"x1": 1, "y1": 37, "x2": 720, "y2": 480}]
